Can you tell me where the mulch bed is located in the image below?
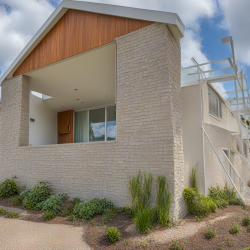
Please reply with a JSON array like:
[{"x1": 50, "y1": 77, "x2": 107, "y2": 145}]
[
  {"x1": 1, "y1": 197, "x2": 250, "y2": 249},
  {"x1": 84, "y1": 206, "x2": 250, "y2": 250}
]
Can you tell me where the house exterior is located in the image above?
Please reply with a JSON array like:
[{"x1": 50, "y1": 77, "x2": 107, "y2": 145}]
[
  {"x1": 1, "y1": 1, "x2": 250, "y2": 219},
  {"x1": 0, "y1": 1, "x2": 187, "y2": 218},
  {"x1": 181, "y1": 59, "x2": 250, "y2": 204}
]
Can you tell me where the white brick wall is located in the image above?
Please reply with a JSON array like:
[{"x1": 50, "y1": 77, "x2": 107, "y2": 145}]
[{"x1": 0, "y1": 24, "x2": 186, "y2": 218}]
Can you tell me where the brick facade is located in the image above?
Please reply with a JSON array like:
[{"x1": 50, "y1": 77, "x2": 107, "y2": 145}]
[{"x1": 0, "y1": 23, "x2": 186, "y2": 218}]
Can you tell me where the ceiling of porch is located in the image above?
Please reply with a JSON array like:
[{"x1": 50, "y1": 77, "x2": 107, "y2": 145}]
[{"x1": 25, "y1": 42, "x2": 116, "y2": 112}]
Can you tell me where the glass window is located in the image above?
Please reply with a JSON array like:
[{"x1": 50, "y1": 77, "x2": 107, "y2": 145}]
[
  {"x1": 74, "y1": 111, "x2": 88, "y2": 143},
  {"x1": 208, "y1": 86, "x2": 222, "y2": 118},
  {"x1": 89, "y1": 108, "x2": 105, "y2": 142},
  {"x1": 107, "y1": 106, "x2": 116, "y2": 140}
]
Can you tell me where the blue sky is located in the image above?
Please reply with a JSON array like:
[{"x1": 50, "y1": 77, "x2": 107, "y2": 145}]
[{"x1": 0, "y1": 0, "x2": 250, "y2": 97}]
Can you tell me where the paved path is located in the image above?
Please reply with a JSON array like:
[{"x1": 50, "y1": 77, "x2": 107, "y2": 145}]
[{"x1": 0, "y1": 217, "x2": 91, "y2": 250}]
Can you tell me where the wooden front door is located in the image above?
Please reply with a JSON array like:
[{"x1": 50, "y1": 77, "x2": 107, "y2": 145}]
[{"x1": 58, "y1": 110, "x2": 74, "y2": 144}]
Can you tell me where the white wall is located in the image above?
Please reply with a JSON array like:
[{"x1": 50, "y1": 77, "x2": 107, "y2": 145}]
[
  {"x1": 181, "y1": 84, "x2": 205, "y2": 193},
  {"x1": 29, "y1": 93, "x2": 57, "y2": 146}
]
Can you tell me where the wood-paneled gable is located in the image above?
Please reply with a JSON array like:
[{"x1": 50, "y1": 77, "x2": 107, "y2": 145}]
[{"x1": 14, "y1": 10, "x2": 153, "y2": 76}]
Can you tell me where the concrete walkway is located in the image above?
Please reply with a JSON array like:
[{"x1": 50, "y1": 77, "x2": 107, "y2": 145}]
[{"x1": 0, "y1": 217, "x2": 91, "y2": 250}]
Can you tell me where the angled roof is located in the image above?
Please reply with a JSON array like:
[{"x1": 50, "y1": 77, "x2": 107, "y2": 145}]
[{"x1": 0, "y1": 0, "x2": 185, "y2": 83}]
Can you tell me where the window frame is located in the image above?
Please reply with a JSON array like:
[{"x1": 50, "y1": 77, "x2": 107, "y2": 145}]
[
  {"x1": 74, "y1": 104, "x2": 116, "y2": 143},
  {"x1": 208, "y1": 85, "x2": 222, "y2": 119}
]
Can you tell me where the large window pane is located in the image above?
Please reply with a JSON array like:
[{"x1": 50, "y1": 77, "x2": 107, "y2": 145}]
[
  {"x1": 74, "y1": 111, "x2": 88, "y2": 143},
  {"x1": 89, "y1": 108, "x2": 105, "y2": 142},
  {"x1": 107, "y1": 106, "x2": 116, "y2": 141}
]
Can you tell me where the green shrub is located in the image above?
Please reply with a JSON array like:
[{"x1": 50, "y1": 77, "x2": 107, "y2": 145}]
[
  {"x1": 12, "y1": 196, "x2": 22, "y2": 206},
  {"x1": 242, "y1": 216, "x2": 250, "y2": 226},
  {"x1": 0, "y1": 207, "x2": 5, "y2": 215},
  {"x1": 191, "y1": 164, "x2": 198, "y2": 191},
  {"x1": 102, "y1": 208, "x2": 116, "y2": 224},
  {"x1": 135, "y1": 207, "x2": 152, "y2": 233},
  {"x1": 129, "y1": 171, "x2": 153, "y2": 210},
  {"x1": 123, "y1": 206, "x2": 136, "y2": 218},
  {"x1": 248, "y1": 225, "x2": 250, "y2": 233},
  {"x1": 4, "y1": 210, "x2": 20, "y2": 218},
  {"x1": 195, "y1": 215, "x2": 203, "y2": 221},
  {"x1": 170, "y1": 241, "x2": 184, "y2": 250},
  {"x1": 60, "y1": 208, "x2": 72, "y2": 217},
  {"x1": 183, "y1": 188, "x2": 217, "y2": 217},
  {"x1": 205, "y1": 228, "x2": 217, "y2": 239},
  {"x1": 73, "y1": 198, "x2": 113, "y2": 220},
  {"x1": 72, "y1": 197, "x2": 81, "y2": 206},
  {"x1": 20, "y1": 181, "x2": 52, "y2": 209},
  {"x1": 156, "y1": 175, "x2": 171, "y2": 226},
  {"x1": 0, "y1": 176, "x2": 19, "y2": 198},
  {"x1": 105, "y1": 227, "x2": 121, "y2": 242},
  {"x1": 209, "y1": 186, "x2": 242, "y2": 207},
  {"x1": 229, "y1": 223, "x2": 240, "y2": 234},
  {"x1": 36, "y1": 193, "x2": 68, "y2": 214},
  {"x1": 43, "y1": 211, "x2": 55, "y2": 221},
  {"x1": 69, "y1": 214, "x2": 77, "y2": 224}
]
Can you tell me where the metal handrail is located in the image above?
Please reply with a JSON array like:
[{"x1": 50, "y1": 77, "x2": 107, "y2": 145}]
[
  {"x1": 235, "y1": 148, "x2": 250, "y2": 171},
  {"x1": 202, "y1": 127, "x2": 246, "y2": 204},
  {"x1": 222, "y1": 150, "x2": 250, "y2": 196}
]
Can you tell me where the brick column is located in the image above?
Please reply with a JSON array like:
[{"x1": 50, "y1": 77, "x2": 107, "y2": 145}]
[
  {"x1": 0, "y1": 75, "x2": 30, "y2": 148},
  {"x1": 116, "y1": 23, "x2": 186, "y2": 219}
]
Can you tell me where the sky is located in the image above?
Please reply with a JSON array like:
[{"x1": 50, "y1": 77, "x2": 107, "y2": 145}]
[{"x1": 0, "y1": 0, "x2": 250, "y2": 98}]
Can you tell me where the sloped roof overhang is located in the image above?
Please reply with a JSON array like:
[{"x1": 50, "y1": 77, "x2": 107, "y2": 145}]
[{"x1": 0, "y1": 0, "x2": 185, "y2": 84}]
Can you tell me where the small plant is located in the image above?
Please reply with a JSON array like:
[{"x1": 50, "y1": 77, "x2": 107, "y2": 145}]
[
  {"x1": 91, "y1": 219, "x2": 97, "y2": 226},
  {"x1": 172, "y1": 219, "x2": 181, "y2": 227},
  {"x1": 20, "y1": 181, "x2": 52, "y2": 209},
  {"x1": 73, "y1": 198, "x2": 113, "y2": 220},
  {"x1": 170, "y1": 241, "x2": 184, "y2": 250},
  {"x1": 129, "y1": 171, "x2": 153, "y2": 211},
  {"x1": 242, "y1": 205, "x2": 248, "y2": 211},
  {"x1": 242, "y1": 216, "x2": 250, "y2": 226},
  {"x1": 229, "y1": 223, "x2": 240, "y2": 234},
  {"x1": 0, "y1": 207, "x2": 5, "y2": 215},
  {"x1": 205, "y1": 228, "x2": 216, "y2": 239},
  {"x1": 72, "y1": 197, "x2": 81, "y2": 206},
  {"x1": 139, "y1": 242, "x2": 149, "y2": 248},
  {"x1": 123, "y1": 206, "x2": 136, "y2": 218},
  {"x1": 156, "y1": 175, "x2": 172, "y2": 226},
  {"x1": 124, "y1": 238, "x2": 131, "y2": 246},
  {"x1": 190, "y1": 163, "x2": 198, "y2": 191},
  {"x1": 4, "y1": 210, "x2": 20, "y2": 218},
  {"x1": 60, "y1": 208, "x2": 72, "y2": 217},
  {"x1": 216, "y1": 245, "x2": 224, "y2": 250},
  {"x1": 183, "y1": 188, "x2": 217, "y2": 217},
  {"x1": 36, "y1": 193, "x2": 68, "y2": 214},
  {"x1": 69, "y1": 214, "x2": 77, "y2": 224},
  {"x1": 43, "y1": 211, "x2": 55, "y2": 221},
  {"x1": 102, "y1": 208, "x2": 116, "y2": 224},
  {"x1": 0, "y1": 176, "x2": 19, "y2": 198},
  {"x1": 195, "y1": 215, "x2": 203, "y2": 221},
  {"x1": 135, "y1": 207, "x2": 152, "y2": 233},
  {"x1": 12, "y1": 196, "x2": 22, "y2": 206},
  {"x1": 105, "y1": 227, "x2": 121, "y2": 242},
  {"x1": 247, "y1": 225, "x2": 250, "y2": 232}
]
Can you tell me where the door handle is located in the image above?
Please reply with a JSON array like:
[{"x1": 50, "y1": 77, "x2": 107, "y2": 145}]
[{"x1": 68, "y1": 125, "x2": 70, "y2": 131}]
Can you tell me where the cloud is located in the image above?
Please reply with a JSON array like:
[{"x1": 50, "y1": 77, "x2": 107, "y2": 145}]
[
  {"x1": 217, "y1": 0, "x2": 250, "y2": 66},
  {"x1": 0, "y1": 0, "x2": 55, "y2": 76}
]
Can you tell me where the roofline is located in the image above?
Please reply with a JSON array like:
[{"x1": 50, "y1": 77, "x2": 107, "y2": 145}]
[{"x1": 0, "y1": 0, "x2": 185, "y2": 83}]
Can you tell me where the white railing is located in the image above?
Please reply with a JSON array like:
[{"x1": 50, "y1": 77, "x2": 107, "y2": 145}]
[
  {"x1": 203, "y1": 127, "x2": 246, "y2": 204},
  {"x1": 222, "y1": 150, "x2": 250, "y2": 199}
]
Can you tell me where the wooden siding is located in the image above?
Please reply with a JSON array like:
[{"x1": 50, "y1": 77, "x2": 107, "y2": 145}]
[
  {"x1": 58, "y1": 110, "x2": 74, "y2": 144},
  {"x1": 14, "y1": 10, "x2": 153, "y2": 76}
]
